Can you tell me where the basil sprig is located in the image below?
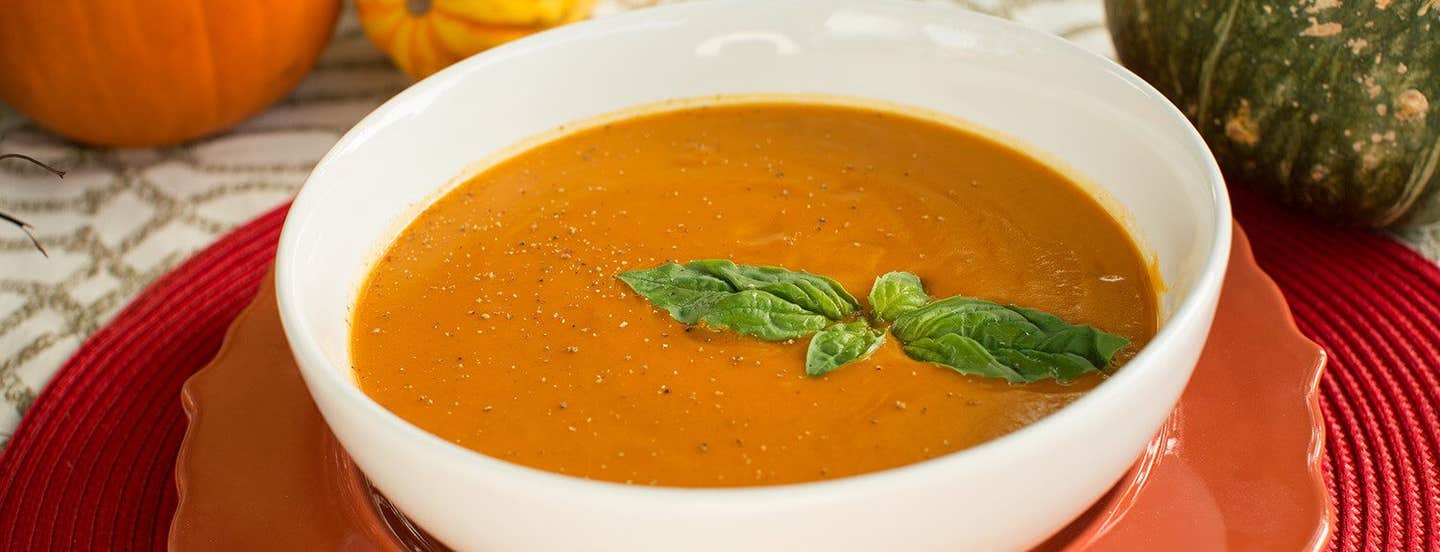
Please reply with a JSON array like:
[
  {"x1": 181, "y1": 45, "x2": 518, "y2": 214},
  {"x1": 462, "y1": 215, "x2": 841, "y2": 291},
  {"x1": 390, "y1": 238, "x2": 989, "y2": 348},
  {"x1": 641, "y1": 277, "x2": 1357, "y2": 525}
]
[
  {"x1": 618, "y1": 262, "x2": 1130, "y2": 382},
  {"x1": 806, "y1": 321, "x2": 885, "y2": 376},
  {"x1": 868, "y1": 271, "x2": 930, "y2": 322}
]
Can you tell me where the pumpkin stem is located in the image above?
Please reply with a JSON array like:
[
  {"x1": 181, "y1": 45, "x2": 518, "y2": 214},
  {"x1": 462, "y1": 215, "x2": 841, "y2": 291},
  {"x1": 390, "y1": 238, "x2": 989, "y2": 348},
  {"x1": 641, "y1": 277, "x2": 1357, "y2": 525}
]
[
  {"x1": 0, "y1": 153, "x2": 64, "y2": 257},
  {"x1": 406, "y1": 0, "x2": 431, "y2": 16}
]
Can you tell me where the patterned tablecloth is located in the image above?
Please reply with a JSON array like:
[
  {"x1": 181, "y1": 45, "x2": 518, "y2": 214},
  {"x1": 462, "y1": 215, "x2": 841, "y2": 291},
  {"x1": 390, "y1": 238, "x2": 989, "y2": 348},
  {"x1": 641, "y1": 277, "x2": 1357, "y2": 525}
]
[{"x1": 0, "y1": 0, "x2": 1435, "y2": 446}]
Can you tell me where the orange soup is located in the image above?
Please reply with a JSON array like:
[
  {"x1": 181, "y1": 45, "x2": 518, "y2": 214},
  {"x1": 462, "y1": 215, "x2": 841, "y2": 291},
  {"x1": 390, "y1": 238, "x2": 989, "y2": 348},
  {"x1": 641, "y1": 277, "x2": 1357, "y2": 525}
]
[{"x1": 350, "y1": 99, "x2": 1158, "y2": 487}]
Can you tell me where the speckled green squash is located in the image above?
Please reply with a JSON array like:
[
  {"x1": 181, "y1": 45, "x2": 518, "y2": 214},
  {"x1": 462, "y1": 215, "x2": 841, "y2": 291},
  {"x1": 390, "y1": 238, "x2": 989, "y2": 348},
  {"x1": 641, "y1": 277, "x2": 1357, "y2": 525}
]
[{"x1": 1106, "y1": 0, "x2": 1439, "y2": 227}]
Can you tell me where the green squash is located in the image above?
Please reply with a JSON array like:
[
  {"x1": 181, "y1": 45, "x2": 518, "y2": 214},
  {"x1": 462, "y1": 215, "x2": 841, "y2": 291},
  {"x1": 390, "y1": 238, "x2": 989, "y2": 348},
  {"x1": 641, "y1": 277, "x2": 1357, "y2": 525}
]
[{"x1": 1105, "y1": 0, "x2": 1438, "y2": 227}]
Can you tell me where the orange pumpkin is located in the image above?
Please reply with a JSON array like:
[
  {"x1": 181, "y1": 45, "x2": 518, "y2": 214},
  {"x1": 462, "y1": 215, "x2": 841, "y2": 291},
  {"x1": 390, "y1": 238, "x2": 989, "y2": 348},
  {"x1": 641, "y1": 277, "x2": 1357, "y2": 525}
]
[
  {"x1": 357, "y1": 0, "x2": 595, "y2": 79},
  {"x1": 0, "y1": 1, "x2": 341, "y2": 147}
]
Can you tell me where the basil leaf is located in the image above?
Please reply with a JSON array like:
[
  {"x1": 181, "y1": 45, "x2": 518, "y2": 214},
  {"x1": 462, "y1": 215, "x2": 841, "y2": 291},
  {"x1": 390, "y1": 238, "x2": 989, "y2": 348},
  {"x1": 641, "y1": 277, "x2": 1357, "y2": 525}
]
[
  {"x1": 616, "y1": 263, "x2": 734, "y2": 324},
  {"x1": 619, "y1": 260, "x2": 860, "y2": 341},
  {"x1": 901, "y1": 334, "x2": 1027, "y2": 382},
  {"x1": 890, "y1": 296, "x2": 1038, "y2": 347},
  {"x1": 686, "y1": 260, "x2": 860, "y2": 320},
  {"x1": 618, "y1": 261, "x2": 843, "y2": 341},
  {"x1": 993, "y1": 349, "x2": 1100, "y2": 382},
  {"x1": 806, "y1": 321, "x2": 885, "y2": 377},
  {"x1": 868, "y1": 271, "x2": 930, "y2": 322},
  {"x1": 891, "y1": 295, "x2": 1130, "y2": 382},
  {"x1": 1005, "y1": 306, "x2": 1132, "y2": 368},
  {"x1": 698, "y1": 290, "x2": 831, "y2": 341}
]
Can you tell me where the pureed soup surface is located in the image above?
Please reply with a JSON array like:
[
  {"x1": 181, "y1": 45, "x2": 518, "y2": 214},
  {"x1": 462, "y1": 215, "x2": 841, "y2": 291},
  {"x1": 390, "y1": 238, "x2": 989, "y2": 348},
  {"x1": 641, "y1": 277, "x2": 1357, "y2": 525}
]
[{"x1": 351, "y1": 98, "x2": 1158, "y2": 487}]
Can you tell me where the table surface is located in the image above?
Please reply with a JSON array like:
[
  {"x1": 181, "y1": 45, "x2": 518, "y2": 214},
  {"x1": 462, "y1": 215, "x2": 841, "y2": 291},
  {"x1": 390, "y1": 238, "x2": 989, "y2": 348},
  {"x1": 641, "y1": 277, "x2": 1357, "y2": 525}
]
[{"x1": 0, "y1": 0, "x2": 1436, "y2": 448}]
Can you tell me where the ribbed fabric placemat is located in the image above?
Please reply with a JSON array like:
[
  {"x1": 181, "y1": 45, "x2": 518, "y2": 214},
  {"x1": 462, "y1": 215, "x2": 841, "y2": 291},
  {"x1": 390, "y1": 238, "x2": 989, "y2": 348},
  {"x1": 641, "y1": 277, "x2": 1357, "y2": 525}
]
[
  {"x1": 0, "y1": 206, "x2": 286, "y2": 550},
  {"x1": 1230, "y1": 187, "x2": 1440, "y2": 551},
  {"x1": 0, "y1": 188, "x2": 1435, "y2": 550}
]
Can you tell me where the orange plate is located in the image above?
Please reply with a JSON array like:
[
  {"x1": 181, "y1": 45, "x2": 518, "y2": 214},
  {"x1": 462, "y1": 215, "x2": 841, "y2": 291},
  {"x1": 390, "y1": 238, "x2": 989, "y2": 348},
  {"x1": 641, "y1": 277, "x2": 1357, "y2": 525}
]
[{"x1": 170, "y1": 224, "x2": 1334, "y2": 550}]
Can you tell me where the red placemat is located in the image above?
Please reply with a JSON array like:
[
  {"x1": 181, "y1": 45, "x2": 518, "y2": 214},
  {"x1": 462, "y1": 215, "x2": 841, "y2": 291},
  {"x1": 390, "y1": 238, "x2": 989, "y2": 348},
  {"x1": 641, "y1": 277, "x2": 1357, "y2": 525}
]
[{"x1": 0, "y1": 189, "x2": 1436, "y2": 550}]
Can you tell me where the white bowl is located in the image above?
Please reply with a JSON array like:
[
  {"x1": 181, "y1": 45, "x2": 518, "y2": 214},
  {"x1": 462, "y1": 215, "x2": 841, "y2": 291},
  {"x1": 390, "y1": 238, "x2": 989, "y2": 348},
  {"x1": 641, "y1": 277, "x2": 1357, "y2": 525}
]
[{"x1": 276, "y1": 0, "x2": 1231, "y2": 549}]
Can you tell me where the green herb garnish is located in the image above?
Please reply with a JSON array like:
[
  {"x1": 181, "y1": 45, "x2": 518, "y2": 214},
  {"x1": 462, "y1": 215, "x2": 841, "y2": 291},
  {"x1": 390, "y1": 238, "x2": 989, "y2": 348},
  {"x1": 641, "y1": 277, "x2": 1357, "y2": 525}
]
[
  {"x1": 616, "y1": 260, "x2": 855, "y2": 340},
  {"x1": 806, "y1": 321, "x2": 885, "y2": 377},
  {"x1": 695, "y1": 290, "x2": 832, "y2": 341},
  {"x1": 891, "y1": 292, "x2": 1129, "y2": 383},
  {"x1": 682, "y1": 260, "x2": 859, "y2": 320},
  {"x1": 868, "y1": 271, "x2": 930, "y2": 322},
  {"x1": 618, "y1": 263, "x2": 1130, "y2": 382}
]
